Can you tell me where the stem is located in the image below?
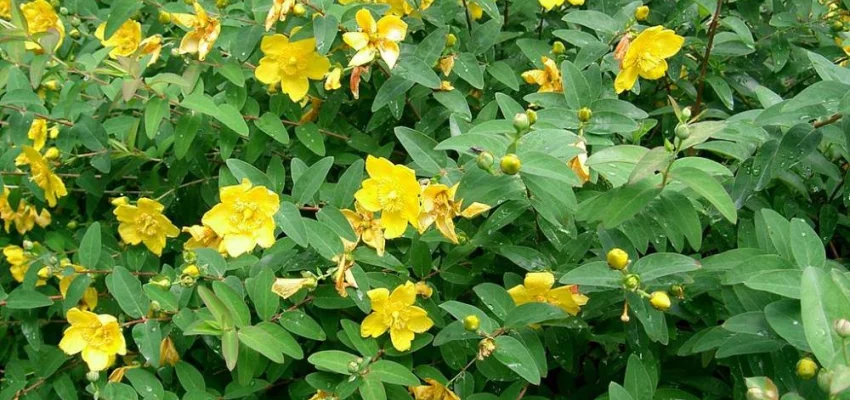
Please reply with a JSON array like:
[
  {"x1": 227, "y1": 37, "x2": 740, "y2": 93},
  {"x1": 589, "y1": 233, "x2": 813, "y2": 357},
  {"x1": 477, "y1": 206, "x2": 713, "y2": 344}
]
[
  {"x1": 503, "y1": 0, "x2": 509, "y2": 26},
  {"x1": 692, "y1": 0, "x2": 723, "y2": 116},
  {"x1": 460, "y1": 0, "x2": 474, "y2": 32},
  {"x1": 814, "y1": 113, "x2": 842, "y2": 128},
  {"x1": 537, "y1": 9, "x2": 545, "y2": 39}
]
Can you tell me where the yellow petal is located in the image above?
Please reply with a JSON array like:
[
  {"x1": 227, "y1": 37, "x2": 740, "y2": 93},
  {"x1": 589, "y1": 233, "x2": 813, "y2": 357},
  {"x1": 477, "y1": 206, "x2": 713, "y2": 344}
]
[
  {"x1": 405, "y1": 307, "x2": 434, "y2": 332},
  {"x1": 389, "y1": 281, "x2": 416, "y2": 306},
  {"x1": 281, "y1": 74, "x2": 310, "y2": 102},
  {"x1": 342, "y1": 32, "x2": 370, "y2": 51},
  {"x1": 390, "y1": 327, "x2": 415, "y2": 351},
  {"x1": 378, "y1": 40, "x2": 401, "y2": 69},
  {"x1": 381, "y1": 210, "x2": 408, "y2": 239},
  {"x1": 367, "y1": 287, "x2": 390, "y2": 313},
  {"x1": 524, "y1": 272, "x2": 555, "y2": 295},
  {"x1": 261, "y1": 33, "x2": 289, "y2": 56},
  {"x1": 349, "y1": 47, "x2": 377, "y2": 67},
  {"x1": 460, "y1": 202, "x2": 491, "y2": 219},
  {"x1": 355, "y1": 9, "x2": 377, "y2": 33},
  {"x1": 82, "y1": 347, "x2": 111, "y2": 372},
  {"x1": 614, "y1": 65, "x2": 639, "y2": 94},
  {"x1": 377, "y1": 15, "x2": 407, "y2": 42},
  {"x1": 507, "y1": 284, "x2": 531, "y2": 305},
  {"x1": 354, "y1": 181, "x2": 382, "y2": 212},
  {"x1": 59, "y1": 327, "x2": 88, "y2": 354},
  {"x1": 638, "y1": 58, "x2": 668, "y2": 80},
  {"x1": 361, "y1": 312, "x2": 389, "y2": 338}
]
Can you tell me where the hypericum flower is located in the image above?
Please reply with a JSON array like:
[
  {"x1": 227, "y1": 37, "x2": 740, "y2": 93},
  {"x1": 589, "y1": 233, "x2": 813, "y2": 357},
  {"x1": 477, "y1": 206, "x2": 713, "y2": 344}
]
[
  {"x1": 58, "y1": 260, "x2": 98, "y2": 311},
  {"x1": 95, "y1": 19, "x2": 141, "y2": 58},
  {"x1": 308, "y1": 390, "x2": 336, "y2": 400},
  {"x1": 59, "y1": 308, "x2": 127, "y2": 372},
  {"x1": 26, "y1": 118, "x2": 58, "y2": 151},
  {"x1": 264, "y1": 0, "x2": 294, "y2": 31},
  {"x1": 0, "y1": 0, "x2": 11, "y2": 19},
  {"x1": 0, "y1": 188, "x2": 14, "y2": 226},
  {"x1": 614, "y1": 26, "x2": 684, "y2": 94},
  {"x1": 418, "y1": 183, "x2": 490, "y2": 244},
  {"x1": 343, "y1": 9, "x2": 407, "y2": 69},
  {"x1": 409, "y1": 379, "x2": 460, "y2": 400},
  {"x1": 439, "y1": 55, "x2": 455, "y2": 76},
  {"x1": 568, "y1": 139, "x2": 590, "y2": 184},
  {"x1": 508, "y1": 272, "x2": 589, "y2": 316},
  {"x1": 139, "y1": 34, "x2": 163, "y2": 66},
  {"x1": 171, "y1": 1, "x2": 220, "y2": 61},
  {"x1": 325, "y1": 67, "x2": 342, "y2": 91},
  {"x1": 113, "y1": 197, "x2": 180, "y2": 256},
  {"x1": 182, "y1": 224, "x2": 225, "y2": 254},
  {"x1": 361, "y1": 281, "x2": 434, "y2": 351},
  {"x1": 342, "y1": 201, "x2": 386, "y2": 256},
  {"x1": 255, "y1": 34, "x2": 331, "y2": 102},
  {"x1": 21, "y1": 146, "x2": 67, "y2": 207},
  {"x1": 522, "y1": 56, "x2": 563, "y2": 93},
  {"x1": 4, "y1": 244, "x2": 46, "y2": 286},
  {"x1": 201, "y1": 179, "x2": 280, "y2": 257},
  {"x1": 5, "y1": 200, "x2": 50, "y2": 234},
  {"x1": 271, "y1": 276, "x2": 317, "y2": 299},
  {"x1": 354, "y1": 155, "x2": 420, "y2": 239},
  {"x1": 20, "y1": 0, "x2": 64, "y2": 51}
]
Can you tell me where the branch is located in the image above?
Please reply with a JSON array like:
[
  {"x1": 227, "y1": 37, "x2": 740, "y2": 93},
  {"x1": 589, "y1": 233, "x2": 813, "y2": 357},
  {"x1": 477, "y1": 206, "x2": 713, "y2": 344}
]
[
  {"x1": 692, "y1": 0, "x2": 724, "y2": 116},
  {"x1": 814, "y1": 113, "x2": 842, "y2": 128}
]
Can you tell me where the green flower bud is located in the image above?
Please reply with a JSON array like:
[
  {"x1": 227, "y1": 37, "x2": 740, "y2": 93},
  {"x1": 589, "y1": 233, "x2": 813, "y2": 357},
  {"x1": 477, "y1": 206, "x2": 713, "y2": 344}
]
[
  {"x1": 675, "y1": 124, "x2": 690, "y2": 140},
  {"x1": 552, "y1": 41, "x2": 566, "y2": 54},
  {"x1": 476, "y1": 151, "x2": 495, "y2": 172},
  {"x1": 577, "y1": 107, "x2": 593, "y2": 122},
  {"x1": 513, "y1": 112, "x2": 530, "y2": 131},
  {"x1": 463, "y1": 315, "x2": 480, "y2": 331}
]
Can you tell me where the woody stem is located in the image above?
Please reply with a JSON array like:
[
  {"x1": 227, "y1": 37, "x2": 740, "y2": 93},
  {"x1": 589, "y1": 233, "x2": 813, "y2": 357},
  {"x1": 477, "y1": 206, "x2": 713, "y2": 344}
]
[{"x1": 692, "y1": 0, "x2": 723, "y2": 116}]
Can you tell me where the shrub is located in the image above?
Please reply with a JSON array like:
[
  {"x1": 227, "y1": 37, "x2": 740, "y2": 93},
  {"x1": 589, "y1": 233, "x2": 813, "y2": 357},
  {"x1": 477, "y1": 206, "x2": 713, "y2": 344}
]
[{"x1": 0, "y1": 0, "x2": 848, "y2": 399}]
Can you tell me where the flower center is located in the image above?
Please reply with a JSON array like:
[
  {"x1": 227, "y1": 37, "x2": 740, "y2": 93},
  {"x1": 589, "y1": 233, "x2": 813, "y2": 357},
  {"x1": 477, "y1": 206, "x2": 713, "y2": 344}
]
[
  {"x1": 377, "y1": 181, "x2": 405, "y2": 212},
  {"x1": 637, "y1": 52, "x2": 662, "y2": 73},
  {"x1": 136, "y1": 213, "x2": 160, "y2": 237},
  {"x1": 229, "y1": 200, "x2": 264, "y2": 232}
]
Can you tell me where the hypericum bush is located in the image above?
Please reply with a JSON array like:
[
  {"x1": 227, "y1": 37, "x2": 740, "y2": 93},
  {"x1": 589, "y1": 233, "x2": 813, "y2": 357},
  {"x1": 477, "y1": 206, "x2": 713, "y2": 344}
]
[{"x1": 2, "y1": 0, "x2": 850, "y2": 399}]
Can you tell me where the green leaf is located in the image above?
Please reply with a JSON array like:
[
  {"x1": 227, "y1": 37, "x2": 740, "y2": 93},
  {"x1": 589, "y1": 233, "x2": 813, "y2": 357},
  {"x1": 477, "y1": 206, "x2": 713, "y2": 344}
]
[
  {"x1": 304, "y1": 219, "x2": 344, "y2": 260},
  {"x1": 372, "y1": 76, "x2": 414, "y2": 112},
  {"x1": 124, "y1": 368, "x2": 164, "y2": 400},
  {"x1": 226, "y1": 158, "x2": 274, "y2": 189},
  {"x1": 359, "y1": 375, "x2": 387, "y2": 400},
  {"x1": 105, "y1": 266, "x2": 149, "y2": 318},
  {"x1": 254, "y1": 112, "x2": 290, "y2": 145},
  {"x1": 764, "y1": 300, "x2": 810, "y2": 352},
  {"x1": 504, "y1": 302, "x2": 568, "y2": 328},
  {"x1": 394, "y1": 127, "x2": 446, "y2": 176},
  {"x1": 279, "y1": 310, "x2": 326, "y2": 340},
  {"x1": 631, "y1": 253, "x2": 700, "y2": 282},
  {"x1": 174, "y1": 112, "x2": 201, "y2": 160},
  {"x1": 560, "y1": 60, "x2": 589, "y2": 109},
  {"x1": 79, "y1": 222, "x2": 101, "y2": 269},
  {"x1": 801, "y1": 267, "x2": 850, "y2": 367},
  {"x1": 197, "y1": 285, "x2": 234, "y2": 330},
  {"x1": 493, "y1": 335, "x2": 541, "y2": 385},
  {"x1": 669, "y1": 167, "x2": 737, "y2": 223},
  {"x1": 308, "y1": 350, "x2": 359, "y2": 374},
  {"x1": 789, "y1": 218, "x2": 826, "y2": 269},
  {"x1": 487, "y1": 61, "x2": 519, "y2": 91},
  {"x1": 560, "y1": 261, "x2": 622, "y2": 288},
  {"x1": 104, "y1": 0, "x2": 142, "y2": 40},
  {"x1": 562, "y1": 10, "x2": 617, "y2": 34},
  {"x1": 143, "y1": 283, "x2": 178, "y2": 313},
  {"x1": 455, "y1": 53, "x2": 484, "y2": 89},
  {"x1": 599, "y1": 180, "x2": 662, "y2": 228},
  {"x1": 313, "y1": 14, "x2": 338, "y2": 54},
  {"x1": 212, "y1": 281, "x2": 251, "y2": 328},
  {"x1": 473, "y1": 283, "x2": 516, "y2": 321},
  {"x1": 132, "y1": 321, "x2": 162, "y2": 368},
  {"x1": 276, "y1": 202, "x2": 309, "y2": 248},
  {"x1": 609, "y1": 382, "x2": 635, "y2": 400},
  {"x1": 238, "y1": 322, "x2": 303, "y2": 363},
  {"x1": 433, "y1": 90, "x2": 472, "y2": 120},
  {"x1": 414, "y1": 27, "x2": 448, "y2": 66},
  {"x1": 626, "y1": 292, "x2": 668, "y2": 345},
  {"x1": 369, "y1": 360, "x2": 421, "y2": 386},
  {"x1": 295, "y1": 123, "x2": 326, "y2": 156},
  {"x1": 4, "y1": 288, "x2": 53, "y2": 309},
  {"x1": 246, "y1": 268, "x2": 279, "y2": 321},
  {"x1": 706, "y1": 76, "x2": 734, "y2": 110},
  {"x1": 394, "y1": 57, "x2": 441, "y2": 89},
  {"x1": 744, "y1": 270, "x2": 802, "y2": 299},
  {"x1": 218, "y1": 59, "x2": 245, "y2": 87},
  {"x1": 439, "y1": 301, "x2": 497, "y2": 333},
  {"x1": 624, "y1": 354, "x2": 654, "y2": 400},
  {"x1": 222, "y1": 330, "x2": 239, "y2": 371},
  {"x1": 144, "y1": 97, "x2": 168, "y2": 139},
  {"x1": 176, "y1": 361, "x2": 206, "y2": 392},
  {"x1": 292, "y1": 156, "x2": 334, "y2": 205},
  {"x1": 332, "y1": 159, "x2": 364, "y2": 209},
  {"x1": 317, "y1": 206, "x2": 358, "y2": 242}
]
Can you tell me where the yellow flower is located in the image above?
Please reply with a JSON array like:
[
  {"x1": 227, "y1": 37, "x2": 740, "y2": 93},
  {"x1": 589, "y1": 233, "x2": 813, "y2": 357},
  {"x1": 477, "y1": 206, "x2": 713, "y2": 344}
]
[
  {"x1": 308, "y1": 390, "x2": 336, "y2": 400},
  {"x1": 418, "y1": 183, "x2": 490, "y2": 244},
  {"x1": 539, "y1": 0, "x2": 563, "y2": 10},
  {"x1": 4, "y1": 245, "x2": 46, "y2": 286},
  {"x1": 271, "y1": 276, "x2": 317, "y2": 299},
  {"x1": 339, "y1": 0, "x2": 431, "y2": 16},
  {"x1": 20, "y1": 0, "x2": 65, "y2": 51},
  {"x1": 439, "y1": 55, "x2": 455, "y2": 76},
  {"x1": 361, "y1": 281, "x2": 434, "y2": 351},
  {"x1": 21, "y1": 146, "x2": 67, "y2": 207},
  {"x1": 201, "y1": 179, "x2": 280, "y2": 257},
  {"x1": 568, "y1": 139, "x2": 590, "y2": 184},
  {"x1": 59, "y1": 308, "x2": 127, "y2": 372},
  {"x1": 26, "y1": 118, "x2": 59, "y2": 151},
  {"x1": 569, "y1": 0, "x2": 584, "y2": 5},
  {"x1": 342, "y1": 201, "x2": 386, "y2": 256},
  {"x1": 113, "y1": 198, "x2": 180, "y2": 256},
  {"x1": 182, "y1": 224, "x2": 225, "y2": 254},
  {"x1": 264, "y1": 0, "x2": 294, "y2": 31},
  {"x1": 0, "y1": 188, "x2": 14, "y2": 227},
  {"x1": 58, "y1": 260, "x2": 98, "y2": 311},
  {"x1": 438, "y1": 81, "x2": 454, "y2": 91},
  {"x1": 172, "y1": 1, "x2": 221, "y2": 61},
  {"x1": 507, "y1": 272, "x2": 589, "y2": 316},
  {"x1": 1, "y1": 0, "x2": 11, "y2": 19},
  {"x1": 469, "y1": 1, "x2": 483, "y2": 20},
  {"x1": 2, "y1": 197, "x2": 50, "y2": 234},
  {"x1": 354, "y1": 155, "x2": 420, "y2": 239},
  {"x1": 635, "y1": 5, "x2": 649, "y2": 21},
  {"x1": 522, "y1": 56, "x2": 563, "y2": 93},
  {"x1": 325, "y1": 67, "x2": 342, "y2": 91},
  {"x1": 614, "y1": 26, "x2": 684, "y2": 94},
  {"x1": 414, "y1": 281, "x2": 433, "y2": 298},
  {"x1": 139, "y1": 34, "x2": 163, "y2": 66},
  {"x1": 254, "y1": 34, "x2": 331, "y2": 102},
  {"x1": 343, "y1": 9, "x2": 407, "y2": 69},
  {"x1": 95, "y1": 19, "x2": 142, "y2": 59},
  {"x1": 409, "y1": 379, "x2": 460, "y2": 400}
]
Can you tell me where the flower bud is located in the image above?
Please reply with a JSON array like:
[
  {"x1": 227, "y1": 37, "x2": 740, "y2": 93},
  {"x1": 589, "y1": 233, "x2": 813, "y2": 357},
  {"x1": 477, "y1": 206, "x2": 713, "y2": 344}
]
[
  {"x1": 70, "y1": 28, "x2": 81, "y2": 39},
  {"x1": 681, "y1": 106, "x2": 692, "y2": 120},
  {"x1": 348, "y1": 360, "x2": 360, "y2": 373},
  {"x1": 577, "y1": 107, "x2": 592, "y2": 122},
  {"x1": 150, "y1": 300, "x2": 161, "y2": 311},
  {"x1": 69, "y1": 15, "x2": 81, "y2": 26},
  {"x1": 66, "y1": 220, "x2": 78, "y2": 230},
  {"x1": 512, "y1": 112, "x2": 530, "y2": 131},
  {"x1": 746, "y1": 388, "x2": 766, "y2": 400},
  {"x1": 59, "y1": 6, "x2": 68, "y2": 14},
  {"x1": 478, "y1": 337, "x2": 496, "y2": 360},
  {"x1": 23, "y1": 240, "x2": 34, "y2": 250},
  {"x1": 500, "y1": 154, "x2": 521, "y2": 175},
  {"x1": 818, "y1": 369, "x2": 833, "y2": 393},
  {"x1": 159, "y1": 11, "x2": 172, "y2": 24},
  {"x1": 797, "y1": 357, "x2": 818, "y2": 380},
  {"x1": 552, "y1": 41, "x2": 566, "y2": 54},
  {"x1": 463, "y1": 315, "x2": 480, "y2": 331},
  {"x1": 182, "y1": 264, "x2": 200, "y2": 277},
  {"x1": 446, "y1": 33, "x2": 457, "y2": 47},
  {"x1": 215, "y1": 0, "x2": 228, "y2": 8},
  {"x1": 179, "y1": 275, "x2": 197, "y2": 287},
  {"x1": 37, "y1": 267, "x2": 52, "y2": 279},
  {"x1": 476, "y1": 151, "x2": 495, "y2": 172},
  {"x1": 649, "y1": 291, "x2": 671, "y2": 311},
  {"x1": 634, "y1": 5, "x2": 649, "y2": 21},
  {"x1": 86, "y1": 371, "x2": 100, "y2": 382},
  {"x1": 293, "y1": 3, "x2": 306, "y2": 16},
  {"x1": 833, "y1": 21, "x2": 845, "y2": 32},
  {"x1": 835, "y1": 318, "x2": 850, "y2": 338},
  {"x1": 675, "y1": 124, "x2": 690, "y2": 140},
  {"x1": 525, "y1": 109, "x2": 538, "y2": 125},
  {"x1": 606, "y1": 248, "x2": 629, "y2": 270},
  {"x1": 414, "y1": 281, "x2": 433, "y2": 299},
  {"x1": 670, "y1": 284, "x2": 685, "y2": 299},
  {"x1": 623, "y1": 274, "x2": 640, "y2": 290},
  {"x1": 111, "y1": 196, "x2": 129, "y2": 207},
  {"x1": 44, "y1": 147, "x2": 60, "y2": 160}
]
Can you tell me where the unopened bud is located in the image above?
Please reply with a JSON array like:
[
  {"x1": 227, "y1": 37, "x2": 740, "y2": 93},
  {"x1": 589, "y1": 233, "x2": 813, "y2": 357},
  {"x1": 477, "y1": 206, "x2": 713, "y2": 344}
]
[
  {"x1": 69, "y1": 15, "x2": 80, "y2": 26},
  {"x1": 500, "y1": 154, "x2": 521, "y2": 175},
  {"x1": 159, "y1": 11, "x2": 172, "y2": 24},
  {"x1": 183, "y1": 250, "x2": 197, "y2": 263},
  {"x1": 606, "y1": 248, "x2": 629, "y2": 270},
  {"x1": 215, "y1": 0, "x2": 228, "y2": 8},
  {"x1": 183, "y1": 264, "x2": 200, "y2": 277},
  {"x1": 525, "y1": 109, "x2": 538, "y2": 125},
  {"x1": 797, "y1": 357, "x2": 818, "y2": 380},
  {"x1": 623, "y1": 274, "x2": 640, "y2": 290},
  {"x1": 818, "y1": 370, "x2": 833, "y2": 393},
  {"x1": 463, "y1": 315, "x2": 480, "y2": 331},
  {"x1": 675, "y1": 124, "x2": 690, "y2": 140},
  {"x1": 577, "y1": 107, "x2": 592, "y2": 122},
  {"x1": 70, "y1": 28, "x2": 81, "y2": 39},
  {"x1": 512, "y1": 112, "x2": 530, "y2": 131},
  {"x1": 150, "y1": 300, "x2": 161, "y2": 312},
  {"x1": 150, "y1": 275, "x2": 171, "y2": 289},
  {"x1": 670, "y1": 284, "x2": 685, "y2": 299},
  {"x1": 66, "y1": 220, "x2": 78, "y2": 230},
  {"x1": 649, "y1": 291, "x2": 671, "y2": 311},
  {"x1": 44, "y1": 147, "x2": 60, "y2": 160},
  {"x1": 552, "y1": 41, "x2": 566, "y2": 54},
  {"x1": 446, "y1": 33, "x2": 457, "y2": 47},
  {"x1": 23, "y1": 240, "x2": 34, "y2": 250},
  {"x1": 835, "y1": 319, "x2": 850, "y2": 338},
  {"x1": 477, "y1": 151, "x2": 495, "y2": 172},
  {"x1": 347, "y1": 361, "x2": 360, "y2": 373},
  {"x1": 86, "y1": 371, "x2": 100, "y2": 382},
  {"x1": 293, "y1": 3, "x2": 306, "y2": 15},
  {"x1": 59, "y1": 6, "x2": 68, "y2": 14},
  {"x1": 37, "y1": 267, "x2": 52, "y2": 279},
  {"x1": 634, "y1": 5, "x2": 649, "y2": 21},
  {"x1": 681, "y1": 106, "x2": 692, "y2": 120}
]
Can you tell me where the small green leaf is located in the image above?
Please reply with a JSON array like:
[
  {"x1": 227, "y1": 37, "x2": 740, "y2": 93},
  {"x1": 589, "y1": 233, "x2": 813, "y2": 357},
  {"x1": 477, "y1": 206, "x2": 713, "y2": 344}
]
[
  {"x1": 254, "y1": 113, "x2": 290, "y2": 145},
  {"x1": 226, "y1": 158, "x2": 274, "y2": 189},
  {"x1": 308, "y1": 350, "x2": 359, "y2": 374},
  {"x1": 4, "y1": 288, "x2": 53, "y2": 309},
  {"x1": 493, "y1": 335, "x2": 541, "y2": 385},
  {"x1": 369, "y1": 360, "x2": 421, "y2": 386},
  {"x1": 79, "y1": 222, "x2": 101, "y2": 269},
  {"x1": 670, "y1": 167, "x2": 737, "y2": 223},
  {"x1": 105, "y1": 266, "x2": 149, "y2": 318},
  {"x1": 295, "y1": 123, "x2": 326, "y2": 156}
]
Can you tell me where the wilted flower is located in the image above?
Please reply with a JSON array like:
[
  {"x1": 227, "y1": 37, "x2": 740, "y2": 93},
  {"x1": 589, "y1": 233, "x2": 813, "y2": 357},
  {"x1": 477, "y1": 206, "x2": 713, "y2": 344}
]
[
  {"x1": 342, "y1": 202, "x2": 386, "y2": 256},
  {"x1": 271, "y1": 276, "x2": 317, "y2": 299},
  {"x1": 409, "y1": 379, "x2": 460, "y2": 400},
  {"x1": 265, "y1": 0, "x2": 294, "y2": 31},
  {"x1": 325, "y1": 67, "x2": 342, "y2": 91},
  {"x1": 522, "y1": 56, "x2": 563, "y2": 93},
  {"x1": 21, "y1": 146, "x2": 67, "y2": 207},
  {"x1": 418, "y1": 183, "x2": 490, "y2": 244},
  {"x1": 182, "y1": 224, "x2": 225, "y2": 255},
  {"x1": 171, "y1": 1, "x2": 221, "y2": 61}
]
